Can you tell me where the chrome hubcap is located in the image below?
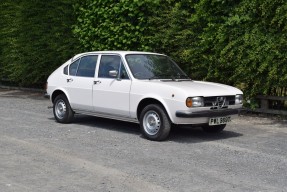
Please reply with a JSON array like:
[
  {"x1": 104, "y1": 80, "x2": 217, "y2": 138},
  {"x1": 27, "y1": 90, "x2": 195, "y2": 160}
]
[
  {"x1": 143, "y1": 110, "x2": 161, "y2": 135},
  {"x1": 55, "y1": 99, "x2": 66, "y2": 119}
]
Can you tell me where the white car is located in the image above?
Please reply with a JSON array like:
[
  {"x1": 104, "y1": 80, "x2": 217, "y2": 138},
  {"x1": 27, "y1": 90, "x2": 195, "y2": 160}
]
[{"x1": 46, "y1": 51, "x2": 243, "y2": 141}]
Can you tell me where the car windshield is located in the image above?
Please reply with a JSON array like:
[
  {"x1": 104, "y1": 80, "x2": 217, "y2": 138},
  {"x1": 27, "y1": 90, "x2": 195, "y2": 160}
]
[{"x1": 125, "y1": 54, "x2": 190, "y2": 80}]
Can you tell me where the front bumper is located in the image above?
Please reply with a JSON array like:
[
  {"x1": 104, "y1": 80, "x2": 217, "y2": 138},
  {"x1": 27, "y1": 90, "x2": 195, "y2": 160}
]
[{"x1": 176, "y1": 108, "x2": 240, "y2": 118}]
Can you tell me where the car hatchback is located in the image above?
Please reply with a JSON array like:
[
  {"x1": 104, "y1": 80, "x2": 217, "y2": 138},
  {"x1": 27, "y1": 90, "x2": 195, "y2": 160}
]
[{"x1": 46, "y1": 51, "x2": 243, "y2": 141}]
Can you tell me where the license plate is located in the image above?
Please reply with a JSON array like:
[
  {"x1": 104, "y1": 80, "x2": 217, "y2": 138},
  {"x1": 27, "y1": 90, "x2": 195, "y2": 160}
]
[{"x1": 209, "y1": 116, "x2": 231, "y2": 126}]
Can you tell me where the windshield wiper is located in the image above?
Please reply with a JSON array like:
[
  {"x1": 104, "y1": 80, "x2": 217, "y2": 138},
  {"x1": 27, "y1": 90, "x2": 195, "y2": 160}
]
[
  {"x1": 149, "y1": 74, "x2": 191, "y2": 81},
  {"x1": 175, "y1": 74, "x2": 191, "y2": 80},
  {"x1": 148, "y1": 75, "x2": 176, "y2": 80}
]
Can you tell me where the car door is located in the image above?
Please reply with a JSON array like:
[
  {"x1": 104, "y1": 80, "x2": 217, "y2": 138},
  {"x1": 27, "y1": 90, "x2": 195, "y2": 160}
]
[
  {"x1": 65, "y1": 55, "x2": 98, "y2": 111},
  {"x1": 93, "y1": 54, "x2": 131, "y2": 117}
]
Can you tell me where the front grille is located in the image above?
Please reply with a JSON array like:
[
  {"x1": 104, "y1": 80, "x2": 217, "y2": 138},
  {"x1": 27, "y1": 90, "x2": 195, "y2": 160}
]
[{"x1": 203, "y1": 96, "x2": 235, "y2": 107}]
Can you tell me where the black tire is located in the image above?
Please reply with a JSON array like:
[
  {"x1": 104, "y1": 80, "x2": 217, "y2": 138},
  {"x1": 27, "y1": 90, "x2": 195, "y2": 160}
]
[
  {"x1": 202, "y1": 124, "x2": 226, "y2": 133},
  {"x1": 53, "y1": 94, "x2": 74, "y2": 123},
  {"x1": 139, "y1": 104, "x2": 171, "y2": 141}
]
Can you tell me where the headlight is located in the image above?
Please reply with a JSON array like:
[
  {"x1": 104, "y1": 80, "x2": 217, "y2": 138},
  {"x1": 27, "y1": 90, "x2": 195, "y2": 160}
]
[
  {"x1": 235, "y1": 94, "x2": 243, "y2": 104},
  {"x1": 186, "y1": 97, "x2": 204, "y2": 107}
]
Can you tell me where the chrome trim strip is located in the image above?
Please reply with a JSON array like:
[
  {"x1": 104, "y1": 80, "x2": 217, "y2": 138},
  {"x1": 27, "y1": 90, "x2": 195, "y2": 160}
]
[{"x1": 74, "y1": 109, "x2": 139, "y2": 124}]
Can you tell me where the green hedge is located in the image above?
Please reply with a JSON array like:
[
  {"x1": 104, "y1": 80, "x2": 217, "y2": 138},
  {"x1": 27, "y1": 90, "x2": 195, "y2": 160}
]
[
  {"x1": 146, "y1": 0, "x2": 287, "y2": 98},
  {"x1": 1, "y1": 0, "x2": 286, "y2": 99},
  {"x1": 73, "y1": 0, "x2": 160, "y2": 51},
  {"x1": 0, "y1": 0, "x2": 79, "y2": 87}
]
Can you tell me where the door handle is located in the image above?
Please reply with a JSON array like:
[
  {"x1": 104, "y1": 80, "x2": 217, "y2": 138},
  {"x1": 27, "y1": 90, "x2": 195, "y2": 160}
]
[
  {"x1": 94, "y1": 80, "x2": 101, "y2": 84},
  {"x1": 67, "y1": 78, "x2": 73, "y2": 82}
]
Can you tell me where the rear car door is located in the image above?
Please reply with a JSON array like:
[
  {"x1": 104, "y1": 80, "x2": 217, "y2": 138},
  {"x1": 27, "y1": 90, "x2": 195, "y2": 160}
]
[{"x1": 65, "y1": 55, "x2": 98, "y2": 111}]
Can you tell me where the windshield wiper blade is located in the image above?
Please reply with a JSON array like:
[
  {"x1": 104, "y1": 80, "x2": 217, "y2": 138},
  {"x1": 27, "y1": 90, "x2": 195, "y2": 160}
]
[
  {"x1": 148, "y1": 75, "x2": 174, "y2": 80},
  {"x1": 148, "y1": 74, "x2": 191, "y2": 81},
  {"x1": 148, "y1": 74, "x2": 191, "y2": 80},
  {"x1": 177, "y1": 74, "x2": 191, "y2": 79},
  {"x1": 150, "y1": 75, "x2": 178, "y2": 80}
]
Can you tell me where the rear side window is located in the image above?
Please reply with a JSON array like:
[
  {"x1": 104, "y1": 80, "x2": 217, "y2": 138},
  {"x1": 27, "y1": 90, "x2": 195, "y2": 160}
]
[
  {"x1": 69, "y1": 59, "x2": 80, "y2": 76},
  {"x1": 76, "y1": 55, "x2": 98, "y2": 77}
]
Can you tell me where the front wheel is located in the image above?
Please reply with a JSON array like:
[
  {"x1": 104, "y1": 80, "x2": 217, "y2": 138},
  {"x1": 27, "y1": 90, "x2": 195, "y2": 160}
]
[
  {"x1": 140, "y1": 104, "x2": 171, "y2": 141},
  {"x1": 53, "y1": 94, "x2": 74, "y2": 123},
  {"x1": 202, "y1": 124, "x2": 226, "y2": 133}
]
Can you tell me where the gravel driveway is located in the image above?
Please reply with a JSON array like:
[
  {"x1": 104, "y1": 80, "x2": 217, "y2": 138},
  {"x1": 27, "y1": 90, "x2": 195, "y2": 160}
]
[{"x1": 0, "y1": 89, "x2": 286, "y2": 192}]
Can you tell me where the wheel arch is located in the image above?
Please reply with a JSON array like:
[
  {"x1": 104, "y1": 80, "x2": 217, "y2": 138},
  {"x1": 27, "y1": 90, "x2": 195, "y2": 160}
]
[
  {"x1": 136, "y1": 97, "x2": 174, "y2": 123},
  {"x1": 51, "y1": 89, "x2": 69, "y2": 104}
]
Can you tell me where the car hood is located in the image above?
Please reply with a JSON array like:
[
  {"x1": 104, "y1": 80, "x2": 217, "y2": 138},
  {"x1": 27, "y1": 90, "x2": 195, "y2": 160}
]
[{"x1": 150, "y1": 80, "x2": 243, "y2": 97}]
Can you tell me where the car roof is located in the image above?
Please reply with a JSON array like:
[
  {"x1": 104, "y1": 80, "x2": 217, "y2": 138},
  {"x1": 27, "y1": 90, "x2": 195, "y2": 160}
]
[{"x1": 72, "y1": 51, "x2": 165, "y2": 61}]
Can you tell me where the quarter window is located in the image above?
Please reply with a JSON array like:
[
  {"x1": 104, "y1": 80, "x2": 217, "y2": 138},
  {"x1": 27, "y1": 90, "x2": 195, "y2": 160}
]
[{"x1": 63, "y1": 65, "x2": 68, "y2": 75}]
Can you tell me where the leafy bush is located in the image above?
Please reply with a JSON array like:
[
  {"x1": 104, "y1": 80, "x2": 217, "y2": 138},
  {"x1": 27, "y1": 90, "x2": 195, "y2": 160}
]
[
  {"x1": 73, "y1": 0, "x2": 160, "y2": 51},
  {"x1": 1, "y1": 0, "x2": 286, "y2": 99},
  {"x1": 147, "y1": 0, "x2": 287, "y2": 98},
  {"x1": 0, "y1": 0, "x2": 79, "y2": 86}
]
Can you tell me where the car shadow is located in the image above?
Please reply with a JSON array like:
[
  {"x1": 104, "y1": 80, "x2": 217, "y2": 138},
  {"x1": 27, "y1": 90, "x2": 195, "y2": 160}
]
[
  {"x1": 61, "y1": 115, "x2": 243, "y2": 143},
  {"x1": 169, "y1": 125, "x2": 243, "y2": 143},
  {"x1": 72, "y1": 115, "x2": 140, "y2": 135}
]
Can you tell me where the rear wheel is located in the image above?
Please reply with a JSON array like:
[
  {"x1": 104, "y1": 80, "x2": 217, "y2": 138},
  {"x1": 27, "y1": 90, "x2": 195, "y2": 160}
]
[
  {"x1": 53, "y1": 94, "x2": 74, "y2": 123},
  {"x1": 140, "y1": 104, "x2": 171, "y2": 141},
  {"x1": 202, "y1": 124, "x2": 226, "y2": 133}
]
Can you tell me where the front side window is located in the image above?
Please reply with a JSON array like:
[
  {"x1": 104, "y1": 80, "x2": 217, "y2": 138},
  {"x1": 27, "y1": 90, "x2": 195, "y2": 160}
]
[
  {"x1": 76, "y1": 55, "x2": 98, "y2": 77},
  {"x1": 98, "y1": 55, "x2": 129, "y2": 79},
  {"x1": 125, "y1": 54, "x2": 189, "y2": 80}
]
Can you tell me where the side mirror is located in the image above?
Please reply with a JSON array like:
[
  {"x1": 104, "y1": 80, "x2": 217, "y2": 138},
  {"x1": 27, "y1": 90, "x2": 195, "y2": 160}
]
[{"x1": 109, "y1": 70, "x2": 118, "y2": 77}]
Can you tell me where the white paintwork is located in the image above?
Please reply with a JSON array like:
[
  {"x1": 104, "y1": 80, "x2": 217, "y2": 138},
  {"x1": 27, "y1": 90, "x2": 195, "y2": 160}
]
[
  {"x1": 66, "y1": 76, "x2": 94, "y2": 111},
  {"x1": 129, "y1": 79, "x2": 242, "y2": 124},
  {"x1": 93, "y1": 78, "x2": 131, "y2": 117},
  {"x1": 47, "y1": 51, "x2": 243, "y2": 125}
]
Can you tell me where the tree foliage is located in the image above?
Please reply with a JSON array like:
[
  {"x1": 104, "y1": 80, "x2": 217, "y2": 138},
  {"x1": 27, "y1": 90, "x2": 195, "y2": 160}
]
[
  {"x1": 0, "y1": 0, "x2": 286, "y2": 99},
  {"x1": 0, "y1": 0, "x2": 79, "y2": 86},
  {"x1": 0, "y1": 0, "x2": 23, "y2": 82},
  {"x1": 73, "y1": 0, "x2": 160, "y2": 51},
  {"x1": 146, "y1": 0, "x2": 287, "y2": 97}
]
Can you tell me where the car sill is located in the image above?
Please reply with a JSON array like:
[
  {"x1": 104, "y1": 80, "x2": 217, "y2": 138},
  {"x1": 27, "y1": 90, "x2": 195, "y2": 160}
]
[{"x1": 73, "y1": 109, "x2": 139, "y2": 124}]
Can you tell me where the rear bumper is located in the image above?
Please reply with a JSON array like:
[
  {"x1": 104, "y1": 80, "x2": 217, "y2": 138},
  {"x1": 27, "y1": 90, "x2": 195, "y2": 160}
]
[
  {"x1": 176, "y1": 108, "x2": 240, "y2": 118},
  {"x1": 44, "y1": 92, "x2": 50, "y2": 99}
]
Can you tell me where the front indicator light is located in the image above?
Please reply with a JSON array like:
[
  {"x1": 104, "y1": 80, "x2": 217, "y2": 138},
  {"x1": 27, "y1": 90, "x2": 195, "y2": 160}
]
[{"x1": 186, "y1": 98, "x2": 192, "y2": 107}]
